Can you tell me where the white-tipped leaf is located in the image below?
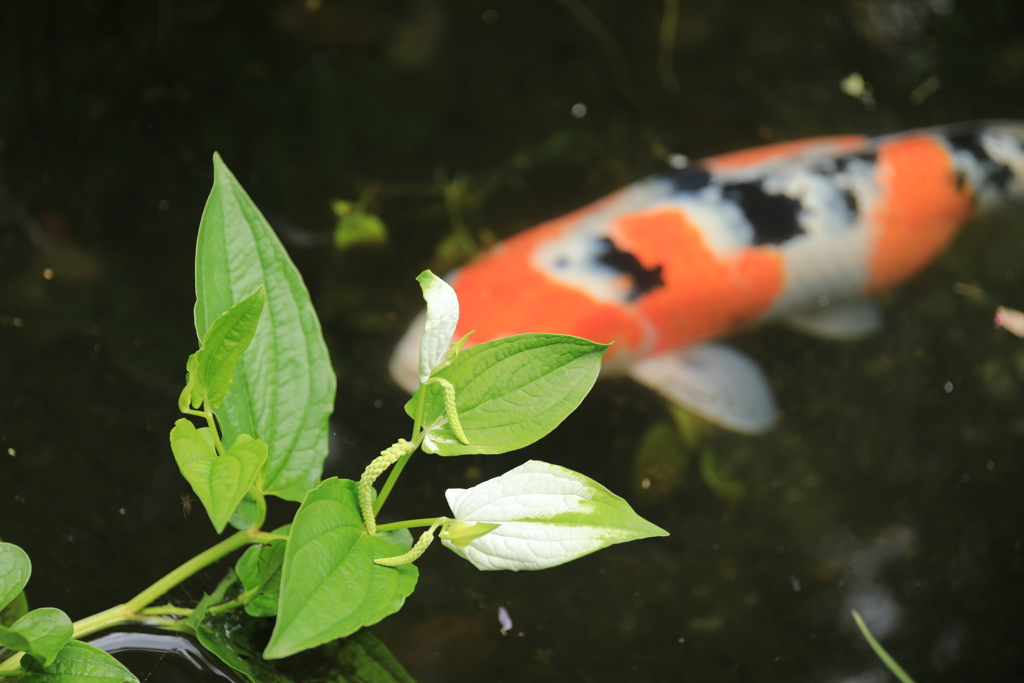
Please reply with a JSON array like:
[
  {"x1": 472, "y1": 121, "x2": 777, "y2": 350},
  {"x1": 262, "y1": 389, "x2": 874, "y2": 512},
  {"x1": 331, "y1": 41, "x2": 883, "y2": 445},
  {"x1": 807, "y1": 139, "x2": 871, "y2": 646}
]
[
  {"x1": 441, "y1": 460, "x2": 667, "y2": 571},
  {"x1": 416, "y1": 270, "x2": 459, "y2": 385}
]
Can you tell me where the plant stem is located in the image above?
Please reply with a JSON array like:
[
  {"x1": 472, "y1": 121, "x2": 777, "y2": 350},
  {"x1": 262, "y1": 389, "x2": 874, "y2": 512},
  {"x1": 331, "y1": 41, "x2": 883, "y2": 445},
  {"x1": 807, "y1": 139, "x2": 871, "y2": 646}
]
[
  {"x1": 373, "y1": 389, "x2": 427, "y2": 516},
  {"x1": 202, "y1": 403, "x2": 228, "y2": 457},
  {"x1": 139, "y1": 605, "x2": 194, "y2": 616},
  {"x1": 0, "y1": 528, "x2": 259, "y2": 674},
  {"x1": 376, "y1": 517, "x2": 442, "y2": 533},
  {"x1": 77, "y1": 529, "x2": 252, "y2": 638}
]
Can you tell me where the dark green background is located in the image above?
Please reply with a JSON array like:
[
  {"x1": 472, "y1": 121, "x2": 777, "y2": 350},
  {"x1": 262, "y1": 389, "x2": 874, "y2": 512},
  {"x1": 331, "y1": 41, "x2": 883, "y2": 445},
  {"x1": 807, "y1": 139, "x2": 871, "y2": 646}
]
[{"x1": 2, "y1": 1, "x2": 1023, "y2": 681}]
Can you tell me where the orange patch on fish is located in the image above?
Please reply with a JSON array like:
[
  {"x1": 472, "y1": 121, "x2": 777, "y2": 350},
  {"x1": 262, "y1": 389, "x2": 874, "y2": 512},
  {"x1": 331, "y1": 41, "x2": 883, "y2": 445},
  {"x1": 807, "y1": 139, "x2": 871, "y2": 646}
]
[
  {"x1": 453, "y1": 205, "x2": 645, "y2": 359},
  {"x1": 609, "y1": 209, "x2": 785, "y2": 353},
  {"x1": 868, "y1": 136, "x2": 975, "y2": 292},
  {"x1": 704, "y1": 135, "x2": 866, "y2": 174}
]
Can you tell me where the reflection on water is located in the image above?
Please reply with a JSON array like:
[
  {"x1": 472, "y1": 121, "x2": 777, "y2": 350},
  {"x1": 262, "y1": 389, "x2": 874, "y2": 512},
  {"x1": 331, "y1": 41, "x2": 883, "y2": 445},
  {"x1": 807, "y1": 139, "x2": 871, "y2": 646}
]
[
  {"x1": 3, "y1": 1, "x2": 1024, "y2": 681},
  {"x1": 89, "y1": 633, "x2": 241, "y2": 683}
]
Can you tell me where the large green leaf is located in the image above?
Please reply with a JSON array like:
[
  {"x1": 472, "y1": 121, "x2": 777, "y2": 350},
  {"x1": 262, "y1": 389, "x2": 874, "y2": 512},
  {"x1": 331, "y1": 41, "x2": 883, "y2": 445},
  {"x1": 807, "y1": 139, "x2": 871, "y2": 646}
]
[
  {"x1": 405, "y1": 334, "x2": 608, "y2": 455},
  {"x1": 183, "y1": 285, "x2": 265, "y2": 410},
  {"x1": 441, "y1": 460, "x2": 668, "y2": 571},
  {"x1": 198, "y1": 607, "x2": 414, "y2": 683},
  {"x1": 19, "y1": 640, "x2": 139, "y2": 683},
  {"x1": 195, "y1": 154, "x2": 336, "y2": 501},
  {"x1": 169, "y1": 419, "x2": 267, "y2": 533},
  {"x1": 264, "y1": 479, "x2": 417, "y2": 660},
  {"x1": 0, "y1": 607, "x2": 73, "y2": 666},
  {"x1": 0, "y1": 542, "x2": 30, "y2": 612}
]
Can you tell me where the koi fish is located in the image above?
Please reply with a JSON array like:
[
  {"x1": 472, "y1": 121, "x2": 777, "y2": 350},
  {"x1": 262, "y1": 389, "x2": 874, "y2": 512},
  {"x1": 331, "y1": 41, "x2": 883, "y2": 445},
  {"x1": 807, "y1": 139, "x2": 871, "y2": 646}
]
[{"x1": 390, "y1": 121, "x2": 1024, "y2": 433}]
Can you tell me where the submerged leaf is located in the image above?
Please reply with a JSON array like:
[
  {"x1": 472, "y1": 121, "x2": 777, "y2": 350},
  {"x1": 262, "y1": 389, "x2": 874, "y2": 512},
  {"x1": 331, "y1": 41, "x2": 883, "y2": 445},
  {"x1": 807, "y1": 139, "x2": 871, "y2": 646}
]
[
  {"x1": 441, "y1": 460, "x2": 668, "y2": 571},
  {"x1": 198, "y1": 607, "x2": 414, "y2": 683},
  {"x1": 265, "y1": 479, "x2": 417, "y2": 660},
  {"x1": 406, "y1": 334, "x2": 607, "y2": 455},
  {"x1": 195, "y1": 154, "x2": 336, "y2": 501},
  {"x1": 20, "y1": 640, "x2": 139, "y2": 683}
]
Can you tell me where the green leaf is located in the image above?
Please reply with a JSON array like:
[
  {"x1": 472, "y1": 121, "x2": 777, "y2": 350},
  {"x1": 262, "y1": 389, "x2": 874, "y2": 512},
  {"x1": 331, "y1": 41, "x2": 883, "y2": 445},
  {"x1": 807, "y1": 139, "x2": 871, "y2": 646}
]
[
  {"x1": 0, "y1": 542, "x2": 30, "y2": 612},
  {"x1": 333, "y1": 212, "x2": 388, "y2": 250},
  {"x1": 198, "y1": 607, "x2": 414, "y2": 683},
  {"x1": 235, "y1": 529, "x2": 289, "y2": 618},
  {"x1": 0, "y1": 607, "x2": 73, "y2": 666},
  {"x1": 169, "y1": 419, "x2": 268, "y2": 533},
  {"x1": 0, "y1": 591, "x2": 28, "y2": 628},
  {"x1": 20, "y1": 640, "x2": 139, "y2": 683},
  {"x1": 184, "y1": 286, "x2": 266, "y2": 410},
  {"x1": 264, "y1": 479, "x2": 417, "y2": 660},
  {"x1": 415, "y1": 270, "x2": 459, "y2": 385},
  {"x1": 441, "y1": 460, "x2": 668, "y2": 571},
  {"x1": 195, "y1": 154, "x2": 336, "y2": 502},
  {"x1": 405, "y1": 334, "x2": 608, "y2": 455},
  {"x1": 183, "y1": 570, "x2": 238, "y2": 633},
  {"x1": 228, "y1": 492, "x2": 260, "y2": 531},
  {"x1": 177, "y1": 354, "x2": 200, "y2": 414}
]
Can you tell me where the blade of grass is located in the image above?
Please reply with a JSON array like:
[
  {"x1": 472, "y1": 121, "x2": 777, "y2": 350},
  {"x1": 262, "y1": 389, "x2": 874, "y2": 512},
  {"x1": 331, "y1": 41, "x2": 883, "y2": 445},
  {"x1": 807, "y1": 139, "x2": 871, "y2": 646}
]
[{"x1": 851, "y1": 610, "x2": 917, "y2": 683}]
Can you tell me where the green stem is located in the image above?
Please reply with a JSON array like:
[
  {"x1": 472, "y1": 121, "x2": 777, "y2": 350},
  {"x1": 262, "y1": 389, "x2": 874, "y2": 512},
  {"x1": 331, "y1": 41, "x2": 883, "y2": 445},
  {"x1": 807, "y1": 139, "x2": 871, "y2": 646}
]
[
  {"x1": 69, "y1": 529, "x2": 253, "y2": 641},
  {"x1": 139, "y1": 605, "x2": 194, "y2": 617},
  {"x1": 372, "y1": 443, "x2": 418, "y2": 516},
  {"x1": 201, "y1": 403, "x2": 228, "y2": 457},
  {"x1": 0, "y1": 656, "x2": 24, "y2": 674},
  {"x1": 376, "y1": 517, "x2": 443, "y2": 533},
  {"x1": 373, "y1": 390, "x2": 427, "y2": 516},
  {"x1": 0, "y1": 531, "x2": 257, "y2": 674}
]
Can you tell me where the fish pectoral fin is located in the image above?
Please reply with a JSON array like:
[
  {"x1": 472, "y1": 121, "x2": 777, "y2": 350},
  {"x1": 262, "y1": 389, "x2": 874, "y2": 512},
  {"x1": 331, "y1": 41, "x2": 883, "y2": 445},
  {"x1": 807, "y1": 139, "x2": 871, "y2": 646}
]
[
  {"x1": 781, "y1": 299, "x2": 882, "y2": 340},
  {"x1": 628, "y1": 343, "x2": 777, "y2": 435}
]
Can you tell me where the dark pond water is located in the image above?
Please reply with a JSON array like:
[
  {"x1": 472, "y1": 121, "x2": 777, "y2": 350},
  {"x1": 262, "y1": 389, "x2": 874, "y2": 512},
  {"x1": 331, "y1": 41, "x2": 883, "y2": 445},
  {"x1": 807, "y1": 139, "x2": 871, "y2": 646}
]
[{"x1": 3, "y1": 1, "x2": 1024, "y2": 681}]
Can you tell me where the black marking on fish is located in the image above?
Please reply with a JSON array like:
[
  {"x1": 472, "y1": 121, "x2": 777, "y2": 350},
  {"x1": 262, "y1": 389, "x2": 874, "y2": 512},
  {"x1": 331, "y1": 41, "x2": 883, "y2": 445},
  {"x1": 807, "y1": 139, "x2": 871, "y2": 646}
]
[
  {"x1": 722, "y1": 181, "x2": 804, "y2": 245},
  {"x1": 948, "y1": 132, "x2": 991, "y2": 163},
  {"x1": 842, "y1": 189, "x2": 858, "y2": 216},
  {"x1": 988, "y1": 165, "x2": 1014, "y2": 193},
  {"x1": 597, "y1": 238, "x2": 664, "y2": 301},
  {"x1": 656, "y1": 166, "x2": 713, "y2": 193},
  {"x1": 831, "y1": 152, "x2": 878, "y2": 174},
  {"x1": 948, "y1": 132, "x2": 1014, "y2": 195}
]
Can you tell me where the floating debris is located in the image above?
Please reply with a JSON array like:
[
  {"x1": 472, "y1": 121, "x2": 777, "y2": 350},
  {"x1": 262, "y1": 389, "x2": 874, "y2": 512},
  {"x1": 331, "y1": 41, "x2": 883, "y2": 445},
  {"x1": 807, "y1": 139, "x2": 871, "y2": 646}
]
[{"x1": 497, "y1": 606, "x2": 513, "y2": 636}]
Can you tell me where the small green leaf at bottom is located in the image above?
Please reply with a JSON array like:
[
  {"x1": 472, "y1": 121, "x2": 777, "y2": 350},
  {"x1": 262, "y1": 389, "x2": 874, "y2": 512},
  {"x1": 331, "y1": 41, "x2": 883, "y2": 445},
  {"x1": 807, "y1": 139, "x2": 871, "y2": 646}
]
[
  {"x1": 441, "y1": 460, "x2": 668, "y2": 571},
  {"x1": 20, "y1": 640, "x2": 139, "y2": 683},
  {"x1": 0, "y1": 607, "x2": 73, "y2": 666}
]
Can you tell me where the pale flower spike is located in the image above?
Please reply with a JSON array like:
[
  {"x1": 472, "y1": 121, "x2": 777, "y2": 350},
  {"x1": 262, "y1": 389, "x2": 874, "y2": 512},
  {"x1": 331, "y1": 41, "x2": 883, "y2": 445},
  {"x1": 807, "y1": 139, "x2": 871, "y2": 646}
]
[
  {"x1": 375, "y1": 517, "x2": 447, "y2": 567},
  {"x1": 430, "y1": 377, "x2": 469, "y2": 444}
]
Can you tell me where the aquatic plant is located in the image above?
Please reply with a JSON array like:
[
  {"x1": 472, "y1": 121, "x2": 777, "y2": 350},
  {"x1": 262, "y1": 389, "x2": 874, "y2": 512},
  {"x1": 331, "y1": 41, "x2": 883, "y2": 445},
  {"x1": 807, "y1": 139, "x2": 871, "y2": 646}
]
[{"x1": 0, "y1": 155, "x2": 666, "y2": 682}]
